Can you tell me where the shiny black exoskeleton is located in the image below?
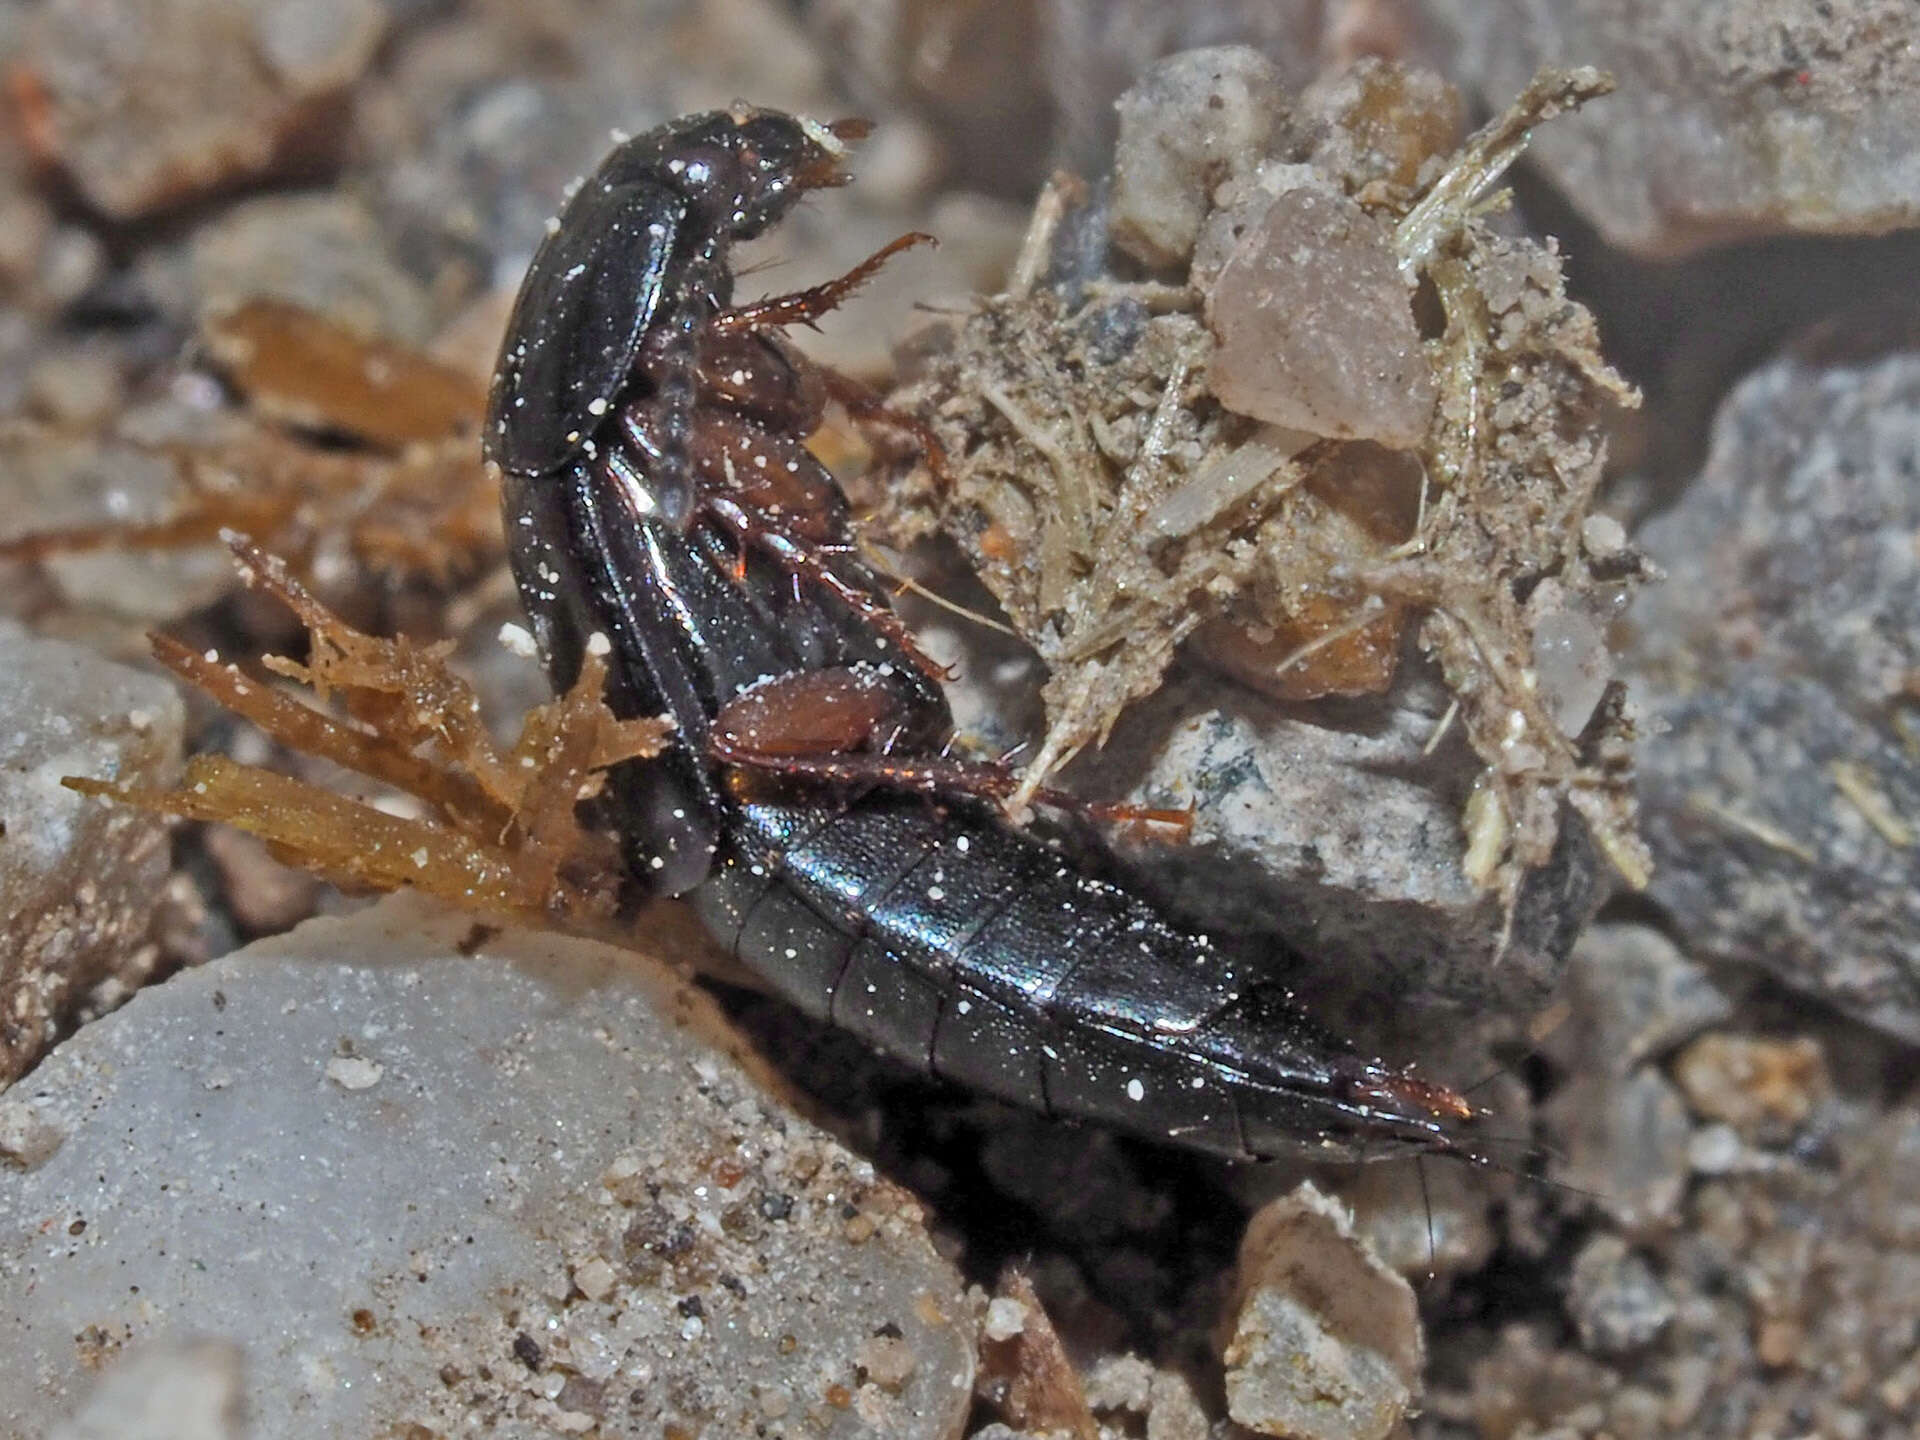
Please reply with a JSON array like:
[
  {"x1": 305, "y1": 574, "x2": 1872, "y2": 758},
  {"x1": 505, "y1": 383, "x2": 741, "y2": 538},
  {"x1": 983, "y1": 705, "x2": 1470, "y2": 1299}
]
[
  {"x1": 490, "y1": 108, "x2": 851, "y2": 482},
  {"x1": 490, "y1": 108, "x2": 1483, "y2": 1163},
  {"x1": 490, "y1": 107, "x2": 922, "y2": 894}
]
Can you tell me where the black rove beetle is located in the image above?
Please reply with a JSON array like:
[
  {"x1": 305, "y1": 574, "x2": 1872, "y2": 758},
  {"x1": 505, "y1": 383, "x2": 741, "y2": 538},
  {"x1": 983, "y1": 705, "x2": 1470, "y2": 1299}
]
[{"x1": 487, "y1": 105, "x2": 1489, "y2": 1166}]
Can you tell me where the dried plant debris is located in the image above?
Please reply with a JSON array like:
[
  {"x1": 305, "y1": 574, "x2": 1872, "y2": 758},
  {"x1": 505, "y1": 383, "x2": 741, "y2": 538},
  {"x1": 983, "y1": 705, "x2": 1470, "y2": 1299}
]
[
  {"x1": 0, "y1": 298, "x2": 498, "y2": 592},
  {"x1": 879, "y1": 54, "x2": 1651, "y2": 912},
  {"x1": 67, "y1": 536, "x2": 667, "y2": 924},
  {"x1": 975, "y1": 1271, "x2": 1100, "y2": 1440},
  {"x1": 200, "y1": 298, "x2": 485, "y2": 452}
]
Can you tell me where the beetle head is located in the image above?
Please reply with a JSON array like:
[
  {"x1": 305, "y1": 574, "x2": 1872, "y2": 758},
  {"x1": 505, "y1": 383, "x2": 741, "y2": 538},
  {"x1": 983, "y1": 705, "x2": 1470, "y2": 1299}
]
[{"x1": 658, "y1": 107, "x2": 862, "y2": 242}]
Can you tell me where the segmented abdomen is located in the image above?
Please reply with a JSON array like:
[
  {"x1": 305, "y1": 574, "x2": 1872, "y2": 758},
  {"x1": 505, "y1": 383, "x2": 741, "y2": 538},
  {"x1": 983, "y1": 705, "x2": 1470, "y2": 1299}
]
[{"x1": 692, "y1": 790, "x2": 1369, "y2": 1161}]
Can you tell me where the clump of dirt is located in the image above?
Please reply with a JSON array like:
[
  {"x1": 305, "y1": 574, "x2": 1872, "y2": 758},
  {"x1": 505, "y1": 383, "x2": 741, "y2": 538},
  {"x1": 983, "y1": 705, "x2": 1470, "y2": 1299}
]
[{"x1": 875, "y1": 55, "x2": 1651, "y2": 921}]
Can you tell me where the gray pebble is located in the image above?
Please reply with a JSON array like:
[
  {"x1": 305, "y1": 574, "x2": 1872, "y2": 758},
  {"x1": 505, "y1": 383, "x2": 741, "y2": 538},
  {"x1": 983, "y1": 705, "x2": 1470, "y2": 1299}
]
[
  {"x1": 0, "y1": 620, "x2": 182, "y2": 1086},
  {"x1": 1426, "y1": 0, "x2": 1920, "y2": 255},
  {"x1": 0, "y1": 894, "x2": 974, "y2": 1439},
  {"x1": 1567, "y1": 1234, "x2": 1674, "y2": 1356},
  {"x1": 1080, "y1": 670, "x2": 1596, "y2": 1013},
  {"x1": 1109, "y1": 46, "x2": 1288, "y2": 268},
  {"x1": 1559, "y1": 924, "x2": 1735, "y2": 1077},
  {"x1": 1629, "y1": 344, "x2": 1920, "y2": 1042}
]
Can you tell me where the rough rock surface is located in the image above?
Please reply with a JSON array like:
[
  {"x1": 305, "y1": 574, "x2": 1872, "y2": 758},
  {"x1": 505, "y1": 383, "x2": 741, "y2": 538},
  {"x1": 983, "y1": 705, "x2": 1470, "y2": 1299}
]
[
  {"x1": 187, "y1": 193, "x2": 435, "y2": 344},
  {"x1": 1628, "y1": 340, "x2": 1920, "y2": 1042},
  {"x1": 1459, "y1": 1092, "x2": 1920, "y2": 1439},
  {"x1": 0, "y1": 894, "x2": 975, "y2": 1440},
  {"x1": 1075, "y1": 670, "x2": 1597, "y2": 1014},
  {"x1": 1566, "y1": 1234, "x2": 1674, "y2": 1357},
  {"x1": 1427, "y1": 0, "x2": 1920, "y2": 255},
  {"x1": 21, "y1": 0, "x2": 387, "y2": 218},
  {"x1": 1422, "y1": 911, "x2": 1920, "y2": 1437},
  {"x1": 0, "y1": 620, "x2": 182, "y2": 1086}
]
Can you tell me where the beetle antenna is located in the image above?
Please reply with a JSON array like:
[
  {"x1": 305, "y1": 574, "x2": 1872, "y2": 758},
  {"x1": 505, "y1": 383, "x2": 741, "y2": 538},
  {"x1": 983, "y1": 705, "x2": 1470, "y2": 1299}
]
[{"x1": 1418, "y1": 1155, "x2": 1437, "y2": 1288}]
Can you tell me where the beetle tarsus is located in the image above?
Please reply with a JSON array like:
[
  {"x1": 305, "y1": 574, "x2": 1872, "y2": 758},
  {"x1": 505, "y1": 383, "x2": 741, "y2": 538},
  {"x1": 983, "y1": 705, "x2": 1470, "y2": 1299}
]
[{"x1": 711, "y1": 230, "x2": 937, "y2": 336}]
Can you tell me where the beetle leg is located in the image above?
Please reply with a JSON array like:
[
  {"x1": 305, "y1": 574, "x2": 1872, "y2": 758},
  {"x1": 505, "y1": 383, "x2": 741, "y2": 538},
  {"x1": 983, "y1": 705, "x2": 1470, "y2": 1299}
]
[
  {"x1": 814, "y1": 364, "x2": 953, "y2": 491},
  {"x1": 710, "y1": 668, "x2": 1192, "y2": 839},
  {"x1": 718, "y1": 729, "x2": 1197, "y2": 840},
  {"x1": 687, "y1": 405, "x2": 848, "y2": 543},
  {"x1": 713, "y1": 667, "x2": 924, "y2": 756},
  {"x1": 697, "y1": 490, "x2": 955, "y2": 688},
  {"x1": 694, "y1": 329, "x2": 828, "y2": 435},
  {"x1": 709, "y1": 231, "x2": 935, "y2": 336}
]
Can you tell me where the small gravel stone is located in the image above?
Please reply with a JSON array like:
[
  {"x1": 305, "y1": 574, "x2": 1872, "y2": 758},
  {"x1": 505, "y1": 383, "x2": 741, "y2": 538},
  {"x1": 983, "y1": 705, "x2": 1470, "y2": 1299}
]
[
  {"x1": 0, "y1": 894, "x2": 974, "y2": 1438},
  {"x1": 251, "y1": 0, "x2": 385, "y2": 90},
  {"x1": 855, "y1": 1332, "x2": 917, "y2": 1390},
  {"x1": 1223, "y1": 1182, "x2": 1422, "y2": 1440},
  {"x1": 1672, "y1": 1033, "x2": 1831, "y2": 1139},
  {"x1": 1206, "y1": 176, "x2": 1434, "y2": 447},
  {"x1": 1048, "y1": 2, "x2": 1334, "y2": 180},
  {"x1": 1326, "y1": 1154, "x2": 1498, "y2": 1282},
  {"x1": 1566, "y1": 1234, "x2": 1674, "y2": 1356},
  {"x1": 1544, "y1": 1066, "x2": 1692, "y2": 1236},
  {"x1": 983, "y1": 1296, "x2": 1028, "y2": 1343},
  {"x1": 46, "y1": 1339, "x2": 244, "y2": 1440},
  {"x1": 1080, "y1": 1357, "x2": 1212, "y2": 1440},
  {"x1": 1560, "y1": 924, "x2": 1736, "y2": 1075},
  {"x1": 1081, "y1": 1354, "x2": 1154, "y2": 1414},
  {"x1": 1526, "y1": 577, "x2": 1617, "y2": 741},
  {"x1": 1109, "y1": 46, "x2": 1289, "y2": 269},
  {"x1": 1687, "y1": 1122, "x2": 1747, "y2": 1175},
  {"x1": 0, "y1": 1095, "x2": 64, "y2": 1170},
  {"x1": 322, "y1": 1053, "x2": 384, "y2": 1090},
  {"x1": 570, "y1": 1255, "x2": 617, "y2": 1303},
  {"x1": 0, "y1": 621, "x2": 182, "y2": 1086}
]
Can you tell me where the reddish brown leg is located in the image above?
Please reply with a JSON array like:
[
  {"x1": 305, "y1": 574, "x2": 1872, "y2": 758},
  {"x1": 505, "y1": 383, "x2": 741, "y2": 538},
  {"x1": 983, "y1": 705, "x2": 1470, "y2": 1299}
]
[
  {"x1": 709, "y1": 232, "x2": 936, "y2": 337},
  {"x1": 711, "y1": 669, "x2": 1193, "y2": 840},
  {"x1": 816, "y1": 365, "x2": 953, "y2": 491},
  {"x1": 698, "y1": 491, "x2": 953, "y2": 687},
  {"x1": 714, "y1": 668, "x2": 924, "y2": 757},
  {"x1": 687, "y1": 406, "x2": 845, "y2": 543}
]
